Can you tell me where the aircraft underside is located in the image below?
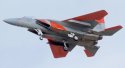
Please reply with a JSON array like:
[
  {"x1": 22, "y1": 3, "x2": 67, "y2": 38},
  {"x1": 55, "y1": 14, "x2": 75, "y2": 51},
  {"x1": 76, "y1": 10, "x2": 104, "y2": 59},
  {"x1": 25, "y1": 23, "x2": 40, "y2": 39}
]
[{"x1": 4, "y1": 10, "x2": 123, "y2": 58}]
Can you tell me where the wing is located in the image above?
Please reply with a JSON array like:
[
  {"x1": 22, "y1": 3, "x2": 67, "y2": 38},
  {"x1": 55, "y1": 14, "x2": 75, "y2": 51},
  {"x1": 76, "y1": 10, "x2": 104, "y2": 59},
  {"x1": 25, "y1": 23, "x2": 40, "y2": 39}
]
[
  {"x1": 48, "y1": 39, "x2": 77, "y2": 58},
  {"x1": 63, "y1": 10, "x2": 107, "y2": 22},
  {"x1": 43, "y1": 32, "x2": 77, "y2": 58},
  {"x1": 63, "y1": 10, "x2": 108, "y2": 30},
  {"x1": 28, "y1": 29, "x2": 77, "y2": 58},
  {"x1": 79, "y1": 39, "x2": 100, "y2": 57}
]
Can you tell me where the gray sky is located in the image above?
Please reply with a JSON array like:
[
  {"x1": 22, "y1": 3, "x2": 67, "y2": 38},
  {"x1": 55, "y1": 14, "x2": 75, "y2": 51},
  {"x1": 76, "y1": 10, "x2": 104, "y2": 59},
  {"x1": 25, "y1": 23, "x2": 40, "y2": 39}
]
[{"x1": 0, "y1": 0, "x2": 125, "y2": 68}]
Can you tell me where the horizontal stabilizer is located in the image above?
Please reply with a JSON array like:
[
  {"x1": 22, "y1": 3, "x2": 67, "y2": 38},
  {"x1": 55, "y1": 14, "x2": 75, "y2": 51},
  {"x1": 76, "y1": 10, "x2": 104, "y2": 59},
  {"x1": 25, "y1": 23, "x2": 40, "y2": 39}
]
[
  {"x1": 84, "y1": 46, "x2": 99, "y2": 57},
  {"x1": 100, "y1": 25, "x2": 123, "y2": 36}
]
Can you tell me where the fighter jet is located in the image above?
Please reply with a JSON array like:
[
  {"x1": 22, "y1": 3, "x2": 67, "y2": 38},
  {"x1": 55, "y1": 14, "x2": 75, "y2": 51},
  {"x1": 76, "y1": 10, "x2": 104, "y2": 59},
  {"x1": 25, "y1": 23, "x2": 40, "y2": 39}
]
[{"x1": 3, "y1": 10, "x2": 123, "y2": 58}]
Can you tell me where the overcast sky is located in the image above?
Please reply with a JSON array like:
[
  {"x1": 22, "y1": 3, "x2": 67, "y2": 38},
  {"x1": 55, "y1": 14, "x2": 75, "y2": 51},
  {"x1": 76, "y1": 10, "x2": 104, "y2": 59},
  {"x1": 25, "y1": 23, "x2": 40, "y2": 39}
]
[{"x1": 0, "y1": 0, "x2": 125, "y2": 68}]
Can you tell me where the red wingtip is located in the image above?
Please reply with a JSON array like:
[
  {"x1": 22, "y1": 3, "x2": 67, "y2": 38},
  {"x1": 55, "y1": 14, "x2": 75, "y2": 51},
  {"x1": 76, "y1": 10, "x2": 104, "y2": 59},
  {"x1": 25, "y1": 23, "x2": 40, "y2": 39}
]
[{"x1": 50, "y1": 45, "x2": 68, "y2": 58}]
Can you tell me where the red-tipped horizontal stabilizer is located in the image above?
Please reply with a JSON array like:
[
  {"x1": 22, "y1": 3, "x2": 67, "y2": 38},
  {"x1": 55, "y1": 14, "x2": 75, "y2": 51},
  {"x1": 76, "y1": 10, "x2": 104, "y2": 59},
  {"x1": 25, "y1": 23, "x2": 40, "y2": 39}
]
[
  {"x1": 84, "y1": 46, "x2": 99, "y2": 57},
  {"x1": 84, "y1": 49, "x2": 93, "y2": 57},
  {"x1": 100, "y1": 25, "x2": 123, "y2": 36}
]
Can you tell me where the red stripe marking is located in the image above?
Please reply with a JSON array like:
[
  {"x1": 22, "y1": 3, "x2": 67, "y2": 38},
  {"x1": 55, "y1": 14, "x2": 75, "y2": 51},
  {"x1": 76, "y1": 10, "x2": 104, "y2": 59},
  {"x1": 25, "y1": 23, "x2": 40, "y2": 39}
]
[
  {"x1": 50, "y1": 21, "x2": 66, "y2": 30},
  {"x1": 95, "y1": 18, "x2": 105, "y2": 24}
]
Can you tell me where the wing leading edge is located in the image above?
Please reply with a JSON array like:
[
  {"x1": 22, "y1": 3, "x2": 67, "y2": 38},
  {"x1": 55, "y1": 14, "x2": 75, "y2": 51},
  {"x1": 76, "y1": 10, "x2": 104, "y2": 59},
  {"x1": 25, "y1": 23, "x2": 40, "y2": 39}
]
[
  {"x1": 63, "y1": 10, "x2": 108, "y2": 22},
  {"x1": 28, "y1": 10, "x2": 122, "y2": 58},
  {"x1": 63, "y1": 10, "x2": 108, "y2": 31}
]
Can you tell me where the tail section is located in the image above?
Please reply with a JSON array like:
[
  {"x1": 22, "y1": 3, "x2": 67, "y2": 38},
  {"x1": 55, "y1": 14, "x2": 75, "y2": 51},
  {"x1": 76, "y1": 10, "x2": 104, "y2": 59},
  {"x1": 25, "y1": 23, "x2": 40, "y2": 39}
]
[
  {"x1": 99, "y1": 25, "x2": 123, "y2": 36},
  {"x1": 84, "y1": 46, "x2": 100, "y2": 57}
]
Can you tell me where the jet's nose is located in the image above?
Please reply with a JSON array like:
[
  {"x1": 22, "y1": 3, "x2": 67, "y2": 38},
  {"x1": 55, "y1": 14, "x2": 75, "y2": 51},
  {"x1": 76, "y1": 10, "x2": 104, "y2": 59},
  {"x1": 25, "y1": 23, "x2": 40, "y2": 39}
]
[{"x1": 3, "y1": 18, "x2": 18, "y2": 25}]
